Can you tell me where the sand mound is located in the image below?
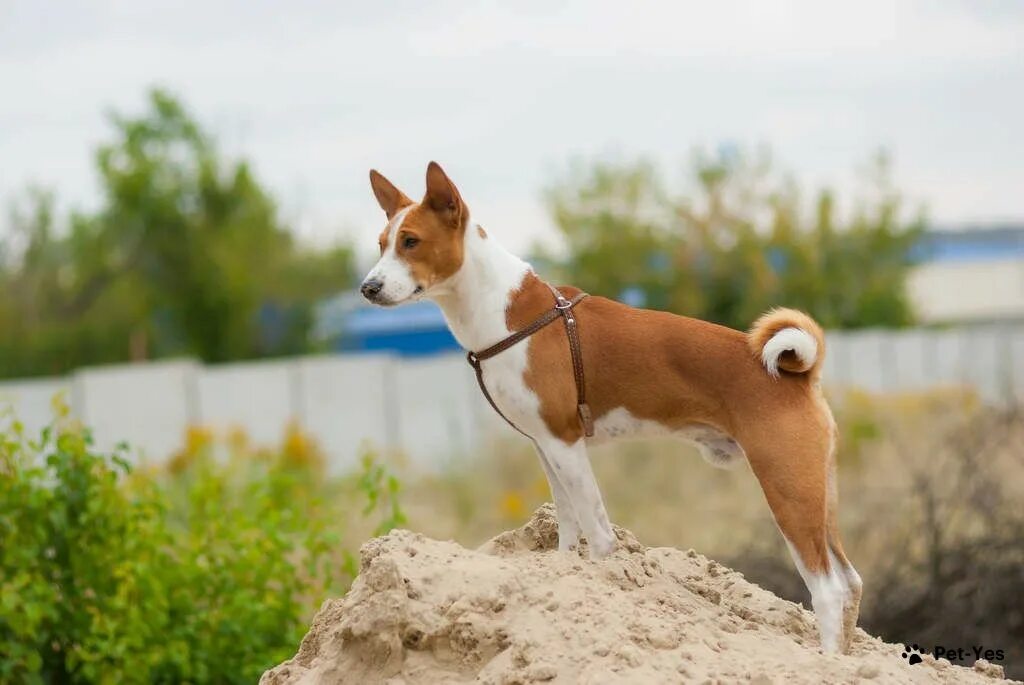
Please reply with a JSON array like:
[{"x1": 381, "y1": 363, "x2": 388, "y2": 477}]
[{"x1": 262, "y1": 505, "x2": 1015, "y2": 684}]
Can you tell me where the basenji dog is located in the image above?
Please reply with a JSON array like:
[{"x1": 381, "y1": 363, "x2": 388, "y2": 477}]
[{"x1": 359, "y1": 162, "x2": 862, "y2": 654}]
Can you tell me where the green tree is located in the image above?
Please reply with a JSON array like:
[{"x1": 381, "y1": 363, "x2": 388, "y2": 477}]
[
  {"x1": 0, "y1": 90, "x2": 355, "y2": 378},
  {"x1": 541, "y1": 160, "x2": 677, "y2": 311},
  {"x1": 0, "y1": 190, "x2": 147, "y2": 376},
  {"x1": 543, "y1": 149, "x2": 923, "y2": 330}
]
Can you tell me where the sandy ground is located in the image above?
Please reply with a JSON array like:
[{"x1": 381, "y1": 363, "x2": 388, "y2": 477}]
[{"x1": 262, "y1": 505, "x2": 1016, "y2": 684}]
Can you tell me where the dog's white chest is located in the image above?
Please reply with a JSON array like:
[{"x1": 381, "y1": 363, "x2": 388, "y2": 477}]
[{"x1": 478, "y1": 343, "x2": 546, "y2": 435}]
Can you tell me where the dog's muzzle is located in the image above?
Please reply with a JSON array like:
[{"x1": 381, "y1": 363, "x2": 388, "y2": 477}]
[{"x1": 360, "y1": 278, "x2": 384, "y2": 302}]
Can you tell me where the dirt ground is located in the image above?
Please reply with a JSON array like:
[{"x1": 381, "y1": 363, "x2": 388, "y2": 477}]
[{"x1": 262, "y1": 505, "x2": 1016, "y2": 685}]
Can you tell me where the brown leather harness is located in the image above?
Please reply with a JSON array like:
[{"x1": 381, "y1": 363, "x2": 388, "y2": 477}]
[{"x1": 466, "y1": 285, "x2": 595, "y2": 439}]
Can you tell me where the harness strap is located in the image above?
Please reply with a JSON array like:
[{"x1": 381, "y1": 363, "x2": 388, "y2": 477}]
[{"x1": 466, "y1": 286, "x2": 594, "y2": 438}]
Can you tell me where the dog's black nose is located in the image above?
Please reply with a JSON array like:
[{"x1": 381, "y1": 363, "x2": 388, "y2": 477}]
[{"x1": 360, "y1": 279, "x2": 383, "y2": 300}]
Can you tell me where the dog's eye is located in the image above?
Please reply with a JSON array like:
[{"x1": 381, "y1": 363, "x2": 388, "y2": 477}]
[{"x1": 402, "y1": 236, "x2": 420, "y2": 250}]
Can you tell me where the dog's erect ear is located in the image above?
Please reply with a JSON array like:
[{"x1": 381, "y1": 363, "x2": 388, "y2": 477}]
[
  {"x1": 369, "y1": 169, "x2": 413, "y2": 219},
  {"x1": 424, "y1": 161, "x2": 467, "y2": 227}
]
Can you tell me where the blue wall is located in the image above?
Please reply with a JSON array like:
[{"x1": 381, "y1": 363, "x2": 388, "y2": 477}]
[{"x1": 337, "y1": 301, "x2": 459, "y2": 357}]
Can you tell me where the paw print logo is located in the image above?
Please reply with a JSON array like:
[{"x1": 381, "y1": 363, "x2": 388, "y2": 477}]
[{"x1": 902, "y1": 644, "x2": 925, "y2": 665}]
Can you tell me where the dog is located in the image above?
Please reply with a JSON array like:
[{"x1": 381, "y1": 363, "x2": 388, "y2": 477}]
[{"x1": 359, "y1": 162, "x2": 862, "y2": 654}]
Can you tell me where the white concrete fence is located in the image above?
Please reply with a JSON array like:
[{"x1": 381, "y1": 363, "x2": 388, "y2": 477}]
[{"x1": 2, "y1": 324, "x2": 1023, "y2": 471}]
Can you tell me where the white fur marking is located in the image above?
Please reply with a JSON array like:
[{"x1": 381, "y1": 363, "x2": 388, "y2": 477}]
[
  {"x1": 364, "y1": 206, "x2": 419, "y2": 304},
  {"x1": 591, "y1": 406, "x2": 666, "y2": 441},
  {"x1": 681, "y1": 424, "x2": 746, "y2": 469},
  {"x1": 427, "y1": 216, "x2": 546, "y2": 436},
  {"x1": 538, "y1": 437, "x2": 616, "y2": 560},
  {"x1": 761, "y1": 326, "x2": 817, "y2": 378},
  {"x1": 784, "y1": 538, "x2": 846, "y2": 654},
  {"x1": 535, "y1": 445, "x2": 582, "y2": 551},
  {"x1": 591, "y1": 408, "x2": 745, "y2": 468}
]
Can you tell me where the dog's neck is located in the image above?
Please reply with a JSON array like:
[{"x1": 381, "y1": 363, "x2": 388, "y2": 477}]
[{"x1": 429, "y1": 219, "x2": 534, "y2": 352}]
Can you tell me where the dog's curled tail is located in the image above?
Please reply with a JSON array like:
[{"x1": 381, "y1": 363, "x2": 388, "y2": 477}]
[{"x1": 748, "y1": 308, "x2": 826, "y2": 382}]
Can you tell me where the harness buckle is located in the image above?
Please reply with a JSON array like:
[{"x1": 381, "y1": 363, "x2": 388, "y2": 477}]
[{"x1": 555, "y1": 297, "x2": 573, "y2": 310}]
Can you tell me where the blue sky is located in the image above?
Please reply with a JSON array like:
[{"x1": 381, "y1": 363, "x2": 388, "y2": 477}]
[{"x1": 2, "y1": 1, "x2": 1022, "y2": 259}]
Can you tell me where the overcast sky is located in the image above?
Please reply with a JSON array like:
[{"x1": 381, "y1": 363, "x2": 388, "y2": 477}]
[{"x1": 2, "y1": 0, "x2": 1022, "y2": 260}]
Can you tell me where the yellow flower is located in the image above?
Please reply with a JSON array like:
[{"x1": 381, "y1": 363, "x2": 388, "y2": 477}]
[
  {"x1": 499, "y1": 490, "x2": 526, "y2": 520},
  {"x1": 226, "y1": 425, "x2": 249, "y2": 454},
  {"x1": 185, "y1": 425, "x2": 214, "y2": 453},
  {"x1": 50, "y1": 392, "x2": 71, "y2": 419},
  {"x1": 168, "y1": 424, "x2": 214, "y2": 474},
  {"x1": 280, "y1": 420, "x2": 325, "y2": 473}
]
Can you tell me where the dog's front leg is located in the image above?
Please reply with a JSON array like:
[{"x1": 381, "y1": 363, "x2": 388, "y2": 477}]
[
  {"x1": 533, "y1": 444, "x2": 582, "y2": 551},
  {"x1": 537, "y1": 438, "x2": 616, "y2": 560}
]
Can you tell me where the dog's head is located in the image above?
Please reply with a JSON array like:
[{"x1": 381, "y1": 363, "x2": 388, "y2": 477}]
[{"x1": 360, "y1": 162, "x2": 469, "y2": 306}]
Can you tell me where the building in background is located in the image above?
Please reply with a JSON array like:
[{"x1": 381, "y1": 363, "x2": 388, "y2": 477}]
[
  {"x1": 909, "y1": 225, "x2": 1024, "y2": 324},
  {"x1": 313, "y1": 292, "x2": 459, "y2": 357}
]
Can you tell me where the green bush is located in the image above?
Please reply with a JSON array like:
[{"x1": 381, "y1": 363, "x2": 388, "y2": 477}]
[{"x1": 0, "y1": 403, "x2": 404, "y2": 683}]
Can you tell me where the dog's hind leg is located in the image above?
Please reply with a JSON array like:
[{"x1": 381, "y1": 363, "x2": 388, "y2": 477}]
[
  {"x1": 537, "y1": 437, "x2": 616, "y2": 560},
  {"x1": 745, "y1": 432, "x2": 848, "y2": 653},
  {"x1": 826, "y1": 448, "x2": 863, "y2": 652},
  {"x1": 533, "y1": 443, "x2": 582, "y2": 551}
]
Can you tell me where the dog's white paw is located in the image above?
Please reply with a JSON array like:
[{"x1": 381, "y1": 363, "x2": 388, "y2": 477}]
[
  {"x1": 586, "y1": 532, "x2": 617, "y2": 560},
  {"x1": 557, "y1": 522, "x2": 581, "y2": 552}
]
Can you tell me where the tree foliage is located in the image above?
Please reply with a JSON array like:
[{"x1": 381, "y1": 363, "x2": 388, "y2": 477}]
[
  {"x1": 0, "y1": 90, "x2": 355, "y2": 378},
  {"x1": 542, "y1": 149, "x2": 923, "y2": 330}
]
